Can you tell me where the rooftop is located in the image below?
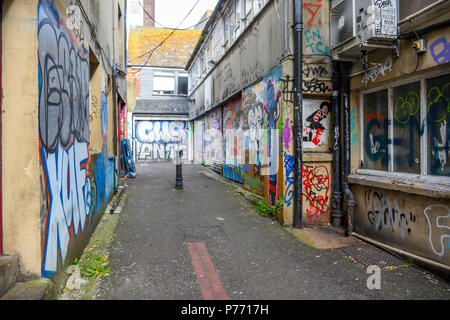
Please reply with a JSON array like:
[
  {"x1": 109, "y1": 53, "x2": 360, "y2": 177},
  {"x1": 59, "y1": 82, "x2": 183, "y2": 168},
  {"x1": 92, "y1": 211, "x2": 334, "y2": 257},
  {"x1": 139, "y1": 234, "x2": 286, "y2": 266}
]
[{"x1": 128, "y1": 27, "x2": 202, "y2": 68}]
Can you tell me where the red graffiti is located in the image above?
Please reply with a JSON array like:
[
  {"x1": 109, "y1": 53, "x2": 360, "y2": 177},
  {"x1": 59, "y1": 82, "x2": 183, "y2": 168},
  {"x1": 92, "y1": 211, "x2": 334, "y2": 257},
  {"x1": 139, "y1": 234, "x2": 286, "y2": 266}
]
[
  {"x1": 312, "y1": 129, "x2": 323, "y2": 146},
  {"x1": 302, "y1": 164, "x2": 330, "y2": 219},
  {"x1": 365, "y1": 111, "x2": 386, "y2": 123},
  {"x1": 304, "y1": 0, "x2": 323, "y2": 28}
]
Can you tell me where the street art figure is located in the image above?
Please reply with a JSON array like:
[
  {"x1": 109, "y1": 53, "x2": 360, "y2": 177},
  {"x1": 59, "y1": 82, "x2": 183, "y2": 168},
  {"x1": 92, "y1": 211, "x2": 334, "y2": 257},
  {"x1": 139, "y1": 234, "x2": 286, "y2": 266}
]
[
  {"x1": 303, "y1": 101, "x2": 329, "y2": 146},
  {"x1": 263, "y1": 77, "x2": 281, "y2": 207}
]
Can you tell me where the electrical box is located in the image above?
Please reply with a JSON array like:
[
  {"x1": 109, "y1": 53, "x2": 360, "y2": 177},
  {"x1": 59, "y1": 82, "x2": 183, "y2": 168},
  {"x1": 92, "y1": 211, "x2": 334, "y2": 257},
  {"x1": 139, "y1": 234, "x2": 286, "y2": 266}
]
[{"x1": 331, "y1": 0, "x2": 399, "y2": 59}]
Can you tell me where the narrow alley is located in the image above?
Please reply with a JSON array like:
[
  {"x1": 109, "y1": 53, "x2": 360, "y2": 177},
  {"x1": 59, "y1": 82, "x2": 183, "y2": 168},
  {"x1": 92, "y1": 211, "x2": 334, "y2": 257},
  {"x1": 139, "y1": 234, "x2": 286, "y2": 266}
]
[
  {"x1": 90, "y1": 163, "x2": 449, "y2": 300},
  {"x1": 1, "y1": 0, "x2": 450, "y2": 306}
]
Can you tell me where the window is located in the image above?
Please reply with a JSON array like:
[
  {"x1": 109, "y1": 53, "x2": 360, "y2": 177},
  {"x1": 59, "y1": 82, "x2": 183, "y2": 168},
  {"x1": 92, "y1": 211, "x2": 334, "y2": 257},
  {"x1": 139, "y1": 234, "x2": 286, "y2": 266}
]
[
  {"x1": 228, "y1": 6, "x2": 236, "y2": 44},
  {"x1": 427, "y1": 74, "x2": 450, "y2": 176},
  {"x1": 178, "y1": 75, "x2": 188, "y2": 96},
  {"x1": 200, "y1": 50, "x2": 205, "y2": 74},
  {"x1": 245, "y1": 0, "x2": 252, "y2": 16},
  {"x1": 393, "y1": 81, "x2": 421, "y2": 174},
  {"x1": 361, "y1": 72, "x2": 450, "y2": 178},
  {"x1": 253, "y1": 0, "x2": 263, "y2": 13},
  {"x1": 363, "y1": 90, "x2": 389, "y2": 171},
  {"x1": 153, "y1": 71, "x2": 175, "y2": 95},
  {"x1": 224, "y1": 14, "x2": 230, "y2": 49},
  {"x1": 235, "y1": 0, "x2": 242, "y2": 38}
]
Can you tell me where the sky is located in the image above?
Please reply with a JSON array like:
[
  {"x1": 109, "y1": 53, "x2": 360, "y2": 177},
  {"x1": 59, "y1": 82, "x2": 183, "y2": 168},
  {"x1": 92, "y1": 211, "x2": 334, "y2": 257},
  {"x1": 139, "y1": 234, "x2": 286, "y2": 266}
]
[
  {"x1": 155, "y1": 0, "x2": 218, "y2": 29},
  {"x1": 127, "y1": 0, "x2": 218, "y2": 30}
]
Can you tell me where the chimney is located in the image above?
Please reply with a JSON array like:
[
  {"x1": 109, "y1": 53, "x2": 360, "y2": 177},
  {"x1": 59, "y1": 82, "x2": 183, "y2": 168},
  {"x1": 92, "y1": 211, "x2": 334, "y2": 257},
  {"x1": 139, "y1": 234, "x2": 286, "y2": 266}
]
[{"x1": 143, "y1": 0, "x2": 155, "y2": 27}]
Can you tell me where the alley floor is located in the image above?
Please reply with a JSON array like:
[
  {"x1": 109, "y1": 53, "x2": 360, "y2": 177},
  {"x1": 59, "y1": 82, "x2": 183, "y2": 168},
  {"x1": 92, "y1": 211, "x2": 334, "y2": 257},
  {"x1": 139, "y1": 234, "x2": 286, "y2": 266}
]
[{"x1": 95, "y1": 163, "x2": 450, "y2": 300}]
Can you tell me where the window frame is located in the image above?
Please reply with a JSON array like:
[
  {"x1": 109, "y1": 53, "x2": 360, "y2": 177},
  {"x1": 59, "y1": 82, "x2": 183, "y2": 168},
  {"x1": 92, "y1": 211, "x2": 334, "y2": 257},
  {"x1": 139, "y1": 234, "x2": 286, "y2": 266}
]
[
  {"x1": 151, "y1": 69, "x2": 189, "y2": 97},
  {"x1": 177, "y1": 74, "x2": 188, "y2": 97},
  {"x1": 358, "y1": 67, "x2": 450, "y2": 185},
  {"x1": 152, "y1": 70, "x2": 176, "y2": 96}
]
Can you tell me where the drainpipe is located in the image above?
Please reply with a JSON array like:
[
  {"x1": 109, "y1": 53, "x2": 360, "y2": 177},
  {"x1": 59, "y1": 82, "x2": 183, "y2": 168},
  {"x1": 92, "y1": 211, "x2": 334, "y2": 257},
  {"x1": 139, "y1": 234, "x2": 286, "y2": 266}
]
[
  {"x1": 341, "y1": 61, "x2": 356, "y2": 236},
  {"x1": 0, "y1": 0, "x2": 3, "y2": 255},
  {"x1": 330, "y1": 60, "x2": 344, "y2": 228},
  {"x1": 112, "y1": 67, "x2": 118, "y2": 191},
  {"x1": 293, "y1": 0, "x2": 303, "y2": 229}
]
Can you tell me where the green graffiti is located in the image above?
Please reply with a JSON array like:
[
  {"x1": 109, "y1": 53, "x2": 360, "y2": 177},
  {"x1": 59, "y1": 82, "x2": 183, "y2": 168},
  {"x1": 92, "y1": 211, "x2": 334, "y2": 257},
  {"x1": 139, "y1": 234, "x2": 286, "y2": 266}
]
[{"x1": 394, "y1": 91, "x2": 420, "y2": 124}]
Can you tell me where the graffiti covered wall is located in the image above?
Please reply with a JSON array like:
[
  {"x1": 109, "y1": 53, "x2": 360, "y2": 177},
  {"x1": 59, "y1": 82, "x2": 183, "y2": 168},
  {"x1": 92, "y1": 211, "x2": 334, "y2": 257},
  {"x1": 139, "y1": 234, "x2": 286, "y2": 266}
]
[
  {"x1": 194, "y1": 118, "x2": 204, "y2": 164},
  {"x1": 219, "y1": 62, "x2": 332, "y2": 225},
  {"x1": 353, "y1": 186, "x2": 450, "y2": 266},
  {"x1": 223, "y1": 96, "x2": 247, "y2": 184},
  {"x1": 135, "y1": 120, "x2": 189, "y2": 161},
  {"x1": 38, "y1": 0, "x2": 114, "y2": 277},
  {"x1": 222, "y1": 66, "x2": 285, "y2": 208},
  {"x1": 347, "y1": 19, "x2": 450, "y2": 268},
  {"x1": 204, "y1": 109, "x2": 223, "y2": 172}
]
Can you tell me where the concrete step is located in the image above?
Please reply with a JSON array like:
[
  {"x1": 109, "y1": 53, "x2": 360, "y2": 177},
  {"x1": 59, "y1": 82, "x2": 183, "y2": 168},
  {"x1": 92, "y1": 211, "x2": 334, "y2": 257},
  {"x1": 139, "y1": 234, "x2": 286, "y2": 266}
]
[
  {"x1": 0, "y1": 254, "x2": 20, "y2": 297},
  {"x1": 1, "y1": 278, "x2": 54, "y2": 300}
]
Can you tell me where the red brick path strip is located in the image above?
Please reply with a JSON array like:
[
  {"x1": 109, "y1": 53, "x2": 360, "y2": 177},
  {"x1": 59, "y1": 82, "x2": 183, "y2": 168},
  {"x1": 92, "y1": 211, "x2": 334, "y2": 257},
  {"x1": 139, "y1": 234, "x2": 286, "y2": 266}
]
[{"x1": 187, "y1": 242, "x2": 229, "y2": 300}]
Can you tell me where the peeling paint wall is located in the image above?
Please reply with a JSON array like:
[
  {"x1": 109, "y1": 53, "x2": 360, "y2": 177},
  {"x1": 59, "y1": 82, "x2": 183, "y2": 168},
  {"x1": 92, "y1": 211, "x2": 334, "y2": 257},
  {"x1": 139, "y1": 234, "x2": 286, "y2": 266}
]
[{"x1": 2, "y1": 0, "x2": 42, "y2": 275}]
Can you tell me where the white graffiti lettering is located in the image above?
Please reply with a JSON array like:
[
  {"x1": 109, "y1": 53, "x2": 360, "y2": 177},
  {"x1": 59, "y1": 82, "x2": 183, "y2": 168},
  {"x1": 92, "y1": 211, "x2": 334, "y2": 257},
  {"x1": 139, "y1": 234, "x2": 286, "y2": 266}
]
[{"x1": 424, "y1": 205, "x2": 450, "y2": 257}]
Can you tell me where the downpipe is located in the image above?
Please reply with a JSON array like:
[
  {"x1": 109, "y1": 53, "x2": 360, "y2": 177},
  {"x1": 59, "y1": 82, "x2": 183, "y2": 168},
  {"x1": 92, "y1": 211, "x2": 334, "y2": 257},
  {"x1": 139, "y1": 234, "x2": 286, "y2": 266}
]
[
  {"x1": 293, "y1": 0, "x2": 303, "y2": 229},
  {"x1": 112, "y1": 67, "x2": 118, "y2": 192},
  {"x1": 341, "y1": 61, "x2": 356, "y2": 236},
  {"x1": 330, "y1": 60, "x2": 344, "y2": 228}
]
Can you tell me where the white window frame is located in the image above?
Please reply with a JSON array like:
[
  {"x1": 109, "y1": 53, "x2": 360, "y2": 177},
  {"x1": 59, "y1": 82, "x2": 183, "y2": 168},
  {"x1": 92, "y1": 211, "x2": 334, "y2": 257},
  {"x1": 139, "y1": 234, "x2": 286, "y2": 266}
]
[
  {"x1": 235, "y1": 0, "x2": 242, "y2": 38},
  {"x1": 228, "y1": 5, "x2": 236, "y2": 45},
  {"x1": 245, "y1": 0, "x2": 253, "y2": 17},
  {"x1": 152, "y1": 71, "x2": 176, "y2": 96},
  {"x1": 357, "y1": 66, "x2": 450, "y2": 185},
  {"x1": 223, "y1": 12, "x2": 230, "y2": 49}
]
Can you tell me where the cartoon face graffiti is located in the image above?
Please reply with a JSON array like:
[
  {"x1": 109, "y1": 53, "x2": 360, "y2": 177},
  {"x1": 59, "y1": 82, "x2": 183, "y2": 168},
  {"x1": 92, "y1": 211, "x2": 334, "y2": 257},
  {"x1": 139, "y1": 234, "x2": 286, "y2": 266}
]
[
  {"x1": 303, "y1": 101, "x2": 330, "y2": 146},
  {"x1": 263, "y1": 77, "x2": 281, "y2": 207}
]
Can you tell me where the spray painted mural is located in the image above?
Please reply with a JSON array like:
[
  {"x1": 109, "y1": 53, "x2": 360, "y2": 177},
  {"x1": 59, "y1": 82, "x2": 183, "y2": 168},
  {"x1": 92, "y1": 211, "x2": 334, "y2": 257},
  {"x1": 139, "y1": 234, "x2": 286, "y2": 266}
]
[
  {"x1": 38, "y1": 0, "x2": 113, "y2": 277},
  {"x1": 223, "y1": 96, "x2": 246, "y2": 184},
  {"x1": 135, "y1": 120, "x2": 189, "y2": 161},
  {"x1": 222, "y1": 66, "x2": 284, "y2": 206}
]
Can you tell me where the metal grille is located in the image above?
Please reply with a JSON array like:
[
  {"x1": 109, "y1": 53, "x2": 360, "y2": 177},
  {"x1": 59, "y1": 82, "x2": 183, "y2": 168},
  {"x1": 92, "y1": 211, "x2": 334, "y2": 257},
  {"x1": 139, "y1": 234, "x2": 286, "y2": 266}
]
[
  {"x1": 203, "y1": 108, "x2": 223, "y2": 173},
  {"x1": 340, "y1": 244, "x2": 405, "y2": 269}
]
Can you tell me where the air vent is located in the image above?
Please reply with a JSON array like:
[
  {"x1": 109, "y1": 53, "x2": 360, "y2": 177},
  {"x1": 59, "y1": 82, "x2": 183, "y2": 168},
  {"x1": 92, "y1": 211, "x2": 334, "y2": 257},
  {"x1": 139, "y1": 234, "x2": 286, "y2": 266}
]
[
  {"x1": 331, "y1": 0, "x2": 355, "y2": 49},
  {"x1": 330, "y1": 0, "x2": 398, "y2": 59}
]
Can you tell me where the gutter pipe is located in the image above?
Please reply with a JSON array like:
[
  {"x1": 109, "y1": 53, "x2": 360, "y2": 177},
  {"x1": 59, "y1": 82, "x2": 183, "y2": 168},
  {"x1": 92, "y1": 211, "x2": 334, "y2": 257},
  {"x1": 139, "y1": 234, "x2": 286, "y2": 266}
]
[
  {"x1": 293, "y1": 0, "x2": 303, "y2": 229},
  {"x1": 341, "y1": 61, "x2": 356, "y2": 236},
  {"x1": 331, "y1": 60, "x2": 344, "y2": 228}
]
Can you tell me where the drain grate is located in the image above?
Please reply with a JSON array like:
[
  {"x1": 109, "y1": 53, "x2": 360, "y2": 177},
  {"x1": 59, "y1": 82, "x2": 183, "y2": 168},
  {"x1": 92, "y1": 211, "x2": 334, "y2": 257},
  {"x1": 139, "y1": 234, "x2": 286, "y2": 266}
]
[
  {"x1": 340, "y1": 244, "x2": 405, "y2": 269},
  {"x1": 183, "y1": 226, "x2": 225, "y2": 241}
]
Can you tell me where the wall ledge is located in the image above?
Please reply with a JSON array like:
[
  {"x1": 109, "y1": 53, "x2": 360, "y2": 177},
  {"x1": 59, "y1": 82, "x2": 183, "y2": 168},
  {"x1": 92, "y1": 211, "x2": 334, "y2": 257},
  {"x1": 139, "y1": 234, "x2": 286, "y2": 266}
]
[{"x1": 348, "y1": 173, "x2": 450, "y2": 200}]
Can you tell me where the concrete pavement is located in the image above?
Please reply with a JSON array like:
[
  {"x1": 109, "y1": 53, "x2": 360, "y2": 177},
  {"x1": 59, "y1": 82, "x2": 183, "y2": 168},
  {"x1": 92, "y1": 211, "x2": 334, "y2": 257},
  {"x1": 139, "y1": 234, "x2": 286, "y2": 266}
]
[{"x1": 96, "y1": 162, "x2": 450, "y2": 300}]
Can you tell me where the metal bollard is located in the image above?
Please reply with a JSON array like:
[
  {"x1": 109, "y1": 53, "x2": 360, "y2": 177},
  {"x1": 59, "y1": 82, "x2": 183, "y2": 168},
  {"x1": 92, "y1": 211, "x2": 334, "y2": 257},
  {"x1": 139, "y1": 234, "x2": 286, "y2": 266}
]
[{"x1": 175, "y1": 149, "x2": 183, "y2": 190}]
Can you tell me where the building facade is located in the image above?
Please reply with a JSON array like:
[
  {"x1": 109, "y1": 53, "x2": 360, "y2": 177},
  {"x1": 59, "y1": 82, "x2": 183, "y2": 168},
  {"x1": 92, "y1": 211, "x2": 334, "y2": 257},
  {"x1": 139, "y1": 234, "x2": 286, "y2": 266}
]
[
  {"x1": 127, "y1": 27, "x2": 201, "y2": 163},
  {"x1": 187, "y1": 0, "x2": 333, "y2": 226},
  {"x1": 340, "y1": 0, "x2": 450, "y2": 270},
  {"x1": 1, "y1": 0, "x2": 127, "y2": 288},
  {"x1": 187, "y1": 0, "x2": 450, "y2": 273}
]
